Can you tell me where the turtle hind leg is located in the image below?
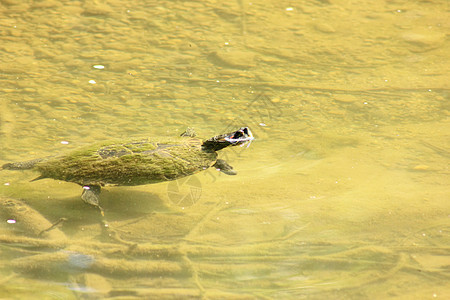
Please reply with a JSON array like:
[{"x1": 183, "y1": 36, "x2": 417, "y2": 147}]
[
  {"x1": 81, "y1": 185, "x2": 135, "y2": 246},
  {"x1": 81, "y1": 185, "x2": 104, "y2": 215},
  {"x1": 213, "y1": 159, "x2": 237, "y2": 175}
]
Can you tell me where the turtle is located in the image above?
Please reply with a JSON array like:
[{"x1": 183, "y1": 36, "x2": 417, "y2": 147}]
[{"x1": 1, "y1": 127, "x2": 254, "y2": 212}]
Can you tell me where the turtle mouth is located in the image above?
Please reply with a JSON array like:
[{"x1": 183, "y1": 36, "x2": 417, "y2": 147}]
[{"x1": 224, "y1": 127, "x2": 254, "y2": 147}]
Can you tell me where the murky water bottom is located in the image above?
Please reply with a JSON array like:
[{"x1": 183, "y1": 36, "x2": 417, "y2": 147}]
[
  {"x1": 1, "y1": 0, "x2": 449, "y2": 299},
  {"x1": 1, "y1": 122, "x2": 448, "y2": 298}
]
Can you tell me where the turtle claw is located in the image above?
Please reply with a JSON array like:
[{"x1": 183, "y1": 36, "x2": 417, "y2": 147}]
[
  {"x1": 81, "y1": 185, "x2": 104, "y2": 215},
  {"x1": 213, "y1": 159, "x2": 237, "y2": 175},
  {"x1": 180, "y1": 127, "x2": 196, "y2": 137}
]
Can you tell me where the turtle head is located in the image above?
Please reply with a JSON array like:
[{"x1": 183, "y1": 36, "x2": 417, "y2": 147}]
[{"x1": 202, "y1": 127, "x2": 254, "y2": 152}]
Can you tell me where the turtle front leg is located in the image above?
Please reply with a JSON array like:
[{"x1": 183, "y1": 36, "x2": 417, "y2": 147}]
[
  {"x1": 81, "y1": 185, "x2": 104, "y2": 214},
  {"x1": 213, "y1": 159, "x2": 237, "y2": 175}
]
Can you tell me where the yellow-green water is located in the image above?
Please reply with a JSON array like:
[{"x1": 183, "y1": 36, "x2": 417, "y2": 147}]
[{"x1": 0, "y1": 0, "x2": 449, "y2": 298}]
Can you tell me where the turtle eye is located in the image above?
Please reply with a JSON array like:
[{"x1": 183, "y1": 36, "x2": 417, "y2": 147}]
[{"x1": 232, "y1": 131, "x2": 244, "y2": 139}]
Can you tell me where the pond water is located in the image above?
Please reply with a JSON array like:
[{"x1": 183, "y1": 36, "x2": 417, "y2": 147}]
[{"x1": 0, "y1": 0, "x2": 449, "y2": 298}]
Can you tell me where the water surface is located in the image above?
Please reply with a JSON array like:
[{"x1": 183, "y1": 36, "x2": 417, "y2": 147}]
[{"x1": 0, "y1": 0, "x2": 449, "y2": 299}]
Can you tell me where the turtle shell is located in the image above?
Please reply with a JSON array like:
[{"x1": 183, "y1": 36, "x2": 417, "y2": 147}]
[{"x1": 33, "y1": 137, "x2": 217, "y2": 187}]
